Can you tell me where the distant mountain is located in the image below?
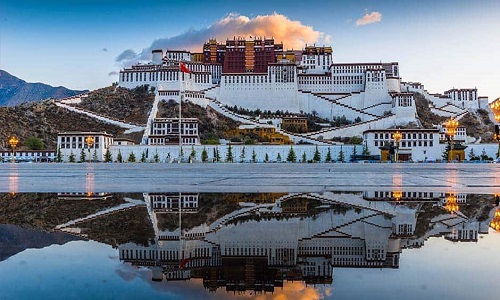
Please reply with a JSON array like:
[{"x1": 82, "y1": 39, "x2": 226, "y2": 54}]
[
  {"x1": 0, "y1": 70, "x2": 88, "y2": 106},
  {"x1": 0, "y1": 224, "x2": 81, "y2": 261}
]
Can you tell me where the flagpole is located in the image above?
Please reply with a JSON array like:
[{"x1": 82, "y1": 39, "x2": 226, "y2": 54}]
[{"x1": 179, "y1": 65, "x2": 183, "y2": 163}]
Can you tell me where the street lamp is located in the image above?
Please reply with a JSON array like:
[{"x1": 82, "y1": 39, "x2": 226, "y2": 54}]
[
  {"x1": 490, "y1": 100, "x2": 500, "y2": 158},
  {"x1": 85, "y1": 136, "x2": 94, "y2": 163},
  {"x1": 444, "y1": 118, "x2": 459, "y2": 162},
  {"x1": 392, "y1": 130, "x2": 402, "y2": 162},
  {"x1": 444, "y1": 194, "x2": 459, "y2": 214},
  {"x1": 8, "y1": 136, "x2": 19, "y2": 163}
]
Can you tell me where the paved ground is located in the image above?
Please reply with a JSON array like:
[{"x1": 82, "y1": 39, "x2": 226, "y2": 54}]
[{"x1": 1, "y1": 163, "x2": 500, "y2": 193}]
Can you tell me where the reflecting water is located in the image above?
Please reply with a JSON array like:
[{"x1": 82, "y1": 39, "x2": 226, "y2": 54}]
[{"x1": 1, "y1": 191, "x2": 500, "y2": 299}]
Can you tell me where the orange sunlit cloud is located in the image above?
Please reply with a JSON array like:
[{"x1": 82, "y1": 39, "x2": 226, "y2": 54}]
[
  {"x1": 116, "y1": 12, "x2": 329, "y2": 66},
  {"x1": 356, "y1": 11, "x2": 382, "y2": 26}
]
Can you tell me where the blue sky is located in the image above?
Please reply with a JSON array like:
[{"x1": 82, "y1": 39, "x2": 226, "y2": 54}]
[{"x1": 1, "y1": 0, "x2": 499, "y2": 99}]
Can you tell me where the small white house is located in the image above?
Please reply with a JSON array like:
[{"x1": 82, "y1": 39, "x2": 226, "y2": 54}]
[
  {"x1": 57, "y1": 131, "x2": 114, "y2": 162},
  {"x1": 363, "y1": 128, "x2": 442, "y2": 162}
]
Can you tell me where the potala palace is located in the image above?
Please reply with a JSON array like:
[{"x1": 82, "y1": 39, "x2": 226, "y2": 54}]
[
  {"x1": 43, "y1": 37, "x2": 498, "y2": 163},
  {"x1": 118, "y1": 37, "x2": 490, "y2": 141}
]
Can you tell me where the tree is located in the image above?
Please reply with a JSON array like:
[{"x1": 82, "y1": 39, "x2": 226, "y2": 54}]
[
  {"x1": 362, "y1": 142, "x2": 370, "y2": 155},
  {"x1": 190, "y1": 146, "x2": 196, "y2": 160},
  {"x1": 226, "y1": 144, "x2": 233, "y2": 162},
  {"x1": 337, "y1": 145, "x2": 345, "y2": 162},
  {"x1": 104, "y1": 148, "x2": 112, "y2": 162},
  {"x1": 215, "y1": 147, "x2": 221, "y2": 162},
  {"x1": 442, "y1": 143, "x2": 450, "y2": 161},
  {"x1": 325, "y1": 148, "x2": 332, "y2": 162},
  {"x1": 480, "y1": 148, "x2": 491, "y2": 161},
  {"x1": 56, "y1": 147, "x2": 62, "y2": 163},
  {"x1": 92, "y1": 149, "x2": 98, "y2": 162},
  {"x1": 352, "y1": 145, "x2": 358, "y2": 160},
  {"x1": 79, "y1": 149, "x2": 86, "y2": 163},
  {"x1": 251, "y1": 149, "x2": 257, "y2": 163},
  {"x1": 264, "y1": 153, "x2": 269, "y2": 163},
  {"x1": 25, "y1": 136, "x2": 44, "y2": 150},
  {"x1": 117, "y1": 150, "x2": 123, "y2": 163},
  {"x1": 313, "y1": 146, "x2": 321, "y2": 162},
  {"x1": 180, "y1": 147, "x2": 184, "y2": 159},
  {"x1": 69, "y1": 150, "x2": 75, "y2": 163},
  {"x1": 468, "y1": 148, "x2": 478, "y2": 161},
  {"x1": 302, "y1": 152, "x2": 307, "y2": 163},
  {"x1": 240, "y1": 146, "x2": 246, "y2": 163},
  {"x1": 286, "y1": 146, "x2": 296, "y2": 163},
  {"x1": 128, "y1": 152, "x2": 136, "y2": 162},
  {"x1": 153, "y1": 150, "x2": 160, "y2": 163},
  {"x1": 201, "y1": 147, "x2": 208, "y2": 162},
  {"x1": 276, "y1": 153, "x2": 282, "y2": 162},
  {"x1": 141, "y1": 151, "x2": 147, "y2": 162}
]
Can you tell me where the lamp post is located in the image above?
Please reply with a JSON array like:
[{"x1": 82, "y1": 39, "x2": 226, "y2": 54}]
[
  {"x1": 444, "y1": 194, "x2": 459, "y2": 214},
  {"x1": 444, "y1": 118, "x2": 459, "y2": 162},
  {"x1": 8, "y1": 136, "x2": 19, "y2": 163},
  {"x1": 392, "y1": 130, "x2": 402, "y2": 162},
  {"x1": 85, "y1": 136, "x2": 94, "y2": 163},
  {"x1": 490, "y1": 100, "x2": 500, "y2": 158}
]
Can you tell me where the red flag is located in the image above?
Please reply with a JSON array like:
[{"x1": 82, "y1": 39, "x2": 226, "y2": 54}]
[{"x1": 179, "y1": 62, "x2": 191, "y2": 73}]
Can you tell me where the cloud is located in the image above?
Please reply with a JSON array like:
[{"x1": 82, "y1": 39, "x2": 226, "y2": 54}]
[
  {"x1": 116, "y1": 12, "x2": 325, "y2": 67},
  {"x1": 116, "y1": 49, "x2": 137, "y2": 62},
  {"x1": 356, "y1": 11, "x2": 382, "y2": 26},
  {"x1": 102, "y1": 48, "x2": 108, "y2": 52},
  {"x1": 108, "y1": 71, "x2": 119, "y2": 76}
]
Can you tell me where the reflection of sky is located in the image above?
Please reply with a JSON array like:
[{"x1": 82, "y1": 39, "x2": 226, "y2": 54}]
[
  {"x1": 2, "y1": 231, "x2": 500, "y2": 299},
  {"x1": 333, "y1": 229, "x2": 500, "y2": 299}
]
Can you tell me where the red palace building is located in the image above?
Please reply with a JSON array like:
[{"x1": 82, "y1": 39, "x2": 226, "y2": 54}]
[{"x1": 203, "y1": 37, "x2": 283, "y2": 74}]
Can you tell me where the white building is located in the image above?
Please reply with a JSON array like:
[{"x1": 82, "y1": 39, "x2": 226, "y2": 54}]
[
  {"x1": 118, "y1": 47, "x2": 416, "y2": 126},
  {"x1": 148, "y1": 118, "x2": 200, "y2": 146},
  {"x1": 0, "y1": 150, "x2": 56, "y2": 162},
  {"x1": 363, "y1": 128, "x2": 442, "y2": 162},
  {"x1": 57, "y1": 131, "x2": 114, "y2": 162},
  {"x1": 439, "y1": 126, "x2": 467, "y2": 142}
]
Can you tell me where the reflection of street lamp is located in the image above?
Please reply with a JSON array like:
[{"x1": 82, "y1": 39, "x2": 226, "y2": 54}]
[
  {"x1": 9, "y1": 136, "x2": 19, "y2": 163},
  {"x1": 85, "y1": 136, "x2": 94, "y2": 163},
  {"x1": 392, "y1": 130, "x2": 402, "y2": 162},
  {"x1": 444, "y1": 118, "x2": 459, "y2": 162},
  {"x1": 490, "y1": 100, "x2": 500, "y2": 158},
  {"x1": 490, "y1": 208, "x2": 500, "y2": 231},
  {"x1": 392, "y1": 190, "x2": 402, "y2": 201}
]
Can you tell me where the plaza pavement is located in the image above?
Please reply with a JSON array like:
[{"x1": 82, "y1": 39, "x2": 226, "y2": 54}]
[{"x1": 1, "y1": 162, "x2": 500, "y2": 194}]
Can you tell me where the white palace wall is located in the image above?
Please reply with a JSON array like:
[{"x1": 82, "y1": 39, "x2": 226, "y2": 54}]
[{"x1": 110, "y1": 144, "x2": 364, "y2": 163}]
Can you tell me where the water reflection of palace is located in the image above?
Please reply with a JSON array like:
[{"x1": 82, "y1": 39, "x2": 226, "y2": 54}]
[{"x1": 117, "y1": 191, "x2": 493, "y2": 293}]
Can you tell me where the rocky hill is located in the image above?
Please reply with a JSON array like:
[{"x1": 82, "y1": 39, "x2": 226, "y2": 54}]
[
  {"x1": 157, "y1": 99, "x2": 239, "y2": 140},
  {"x1": 0, "y1": 101, "x2": 125, "y2": 150},
  {"x1": 0, "y1": 70, "x2": 87, "y2": 106},
  {"x1": 74, "y1": 84, "x2": 154, "y2": 125},
  {"x1": 414, "y1": 93, "x2": 495, "y2": 142}
]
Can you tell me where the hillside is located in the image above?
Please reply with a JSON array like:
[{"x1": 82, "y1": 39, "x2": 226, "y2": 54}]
[
  {"x1": 157, "y1": 100, "x2": 239, "y2": 140},
  {"x1": 0, "y1": 70, "x2": 87, "y2": 106},
  {"x1": 74, "y1": 84, "x2": 154, "y2": 125},
  {"x1": 0, "y1": 101, "x2": 125, "y2": 150},
  {"x1": 414, "y1": 93, "x2": 495, "y2": 142}
]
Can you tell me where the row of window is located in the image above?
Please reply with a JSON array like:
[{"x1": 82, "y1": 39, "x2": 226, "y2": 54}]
[
  {"x1": 374, "y1": 140, "x2": 434, "y2": 147},
  {"x1": 298, "y1": 77, "x2": 332, "y2": 85},
  {"x1": 374, "y1": 133, "x2": 434, "y2": 140},
  {"x1": 225, "y1": 75, "x2": 269, "y2": 84},
  {"x1": 331, "y1": 65, "x2": 380, "y2": 73},
  {"x1": 0, "y1": 152, "x2": 55, "y2": 157}
]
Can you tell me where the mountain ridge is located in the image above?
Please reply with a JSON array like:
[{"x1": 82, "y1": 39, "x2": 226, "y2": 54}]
[{"x1": 0, "y1": 70, "x2": 88, "y2": 106}]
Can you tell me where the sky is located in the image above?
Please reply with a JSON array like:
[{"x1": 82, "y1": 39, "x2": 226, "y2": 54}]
[{"x1": 1, "y1": 0, "x2": 499, "y2": 99}]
